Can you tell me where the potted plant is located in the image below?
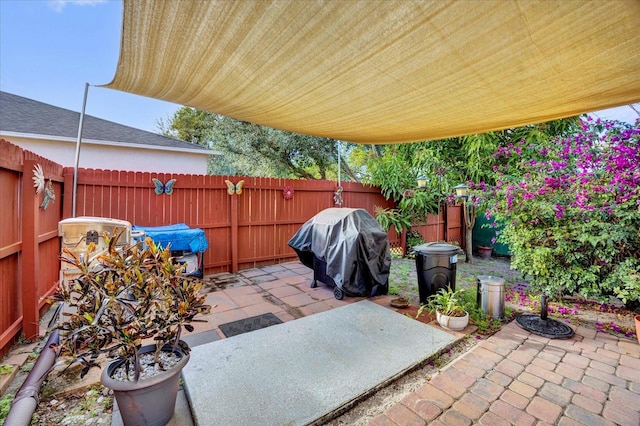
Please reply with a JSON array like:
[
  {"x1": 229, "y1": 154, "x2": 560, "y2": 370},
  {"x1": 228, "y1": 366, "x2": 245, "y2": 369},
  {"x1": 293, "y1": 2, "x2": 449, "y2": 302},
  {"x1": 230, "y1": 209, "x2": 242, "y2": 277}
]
[
  {"x1": 477, "y1": 245, "x2": 493, "y2": 259},
  {"x1": 419, "y1": 287, "x2": 469, "y2": 331},
  {"x1": 49, "y1": 228, "x2": 211, "y2": 426}
]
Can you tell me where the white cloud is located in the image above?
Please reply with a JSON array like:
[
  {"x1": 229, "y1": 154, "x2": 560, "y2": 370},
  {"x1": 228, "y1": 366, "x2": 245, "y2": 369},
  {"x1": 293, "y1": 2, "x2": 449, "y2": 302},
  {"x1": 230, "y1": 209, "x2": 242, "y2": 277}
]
[{"x1": 47, "y1": 0, "x2": 108, "y2": 13}]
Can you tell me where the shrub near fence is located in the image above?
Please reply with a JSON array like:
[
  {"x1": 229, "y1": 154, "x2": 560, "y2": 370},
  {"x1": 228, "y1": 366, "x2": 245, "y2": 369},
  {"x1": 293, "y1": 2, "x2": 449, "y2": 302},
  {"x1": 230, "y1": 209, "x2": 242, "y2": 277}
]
[{"x1": 0, "y1": 138, "x2": 464, "y2": 356}]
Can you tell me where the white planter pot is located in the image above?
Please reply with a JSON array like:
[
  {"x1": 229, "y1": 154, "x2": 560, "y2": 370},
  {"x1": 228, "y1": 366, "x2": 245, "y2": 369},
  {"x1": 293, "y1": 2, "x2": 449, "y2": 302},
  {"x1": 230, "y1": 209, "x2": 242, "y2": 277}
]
[{"x1": 436, "y1": 310, "x2": 469, "y2": 331}]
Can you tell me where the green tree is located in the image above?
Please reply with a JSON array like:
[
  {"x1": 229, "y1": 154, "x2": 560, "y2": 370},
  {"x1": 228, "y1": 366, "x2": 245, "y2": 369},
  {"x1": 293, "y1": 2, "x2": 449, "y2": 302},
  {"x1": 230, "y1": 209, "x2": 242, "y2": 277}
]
[
  {"x1": 359, "y1": 118, "x2": 580, "y2": 261},
  {"x1": 157, "y1": 106, "x2": 359, "y2": 180},
  {"x1": 157, "y1": 107, "x2": 217, "y2": 147}
]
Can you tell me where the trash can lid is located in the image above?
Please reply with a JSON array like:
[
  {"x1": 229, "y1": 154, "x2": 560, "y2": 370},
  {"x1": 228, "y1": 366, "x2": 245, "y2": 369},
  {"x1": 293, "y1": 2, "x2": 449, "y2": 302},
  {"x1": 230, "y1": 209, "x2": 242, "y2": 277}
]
[{"x1": 413, "y1": 242, "x2": 459, "y2": 254}]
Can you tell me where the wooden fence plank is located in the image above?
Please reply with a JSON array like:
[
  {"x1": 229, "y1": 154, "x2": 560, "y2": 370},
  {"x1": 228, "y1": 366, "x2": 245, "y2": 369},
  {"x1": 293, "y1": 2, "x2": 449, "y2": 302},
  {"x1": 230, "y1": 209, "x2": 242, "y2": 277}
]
[{"x1": 21, "y1": 159, "x2": 40, "y2": 340}]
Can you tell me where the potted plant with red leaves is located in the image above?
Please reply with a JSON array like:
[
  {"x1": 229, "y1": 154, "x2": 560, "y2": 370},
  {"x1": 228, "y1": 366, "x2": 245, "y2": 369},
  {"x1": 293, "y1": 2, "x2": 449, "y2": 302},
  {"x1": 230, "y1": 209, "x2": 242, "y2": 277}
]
[{"x1": 49, "y1": 228, "x2": 211, "y2": 426}]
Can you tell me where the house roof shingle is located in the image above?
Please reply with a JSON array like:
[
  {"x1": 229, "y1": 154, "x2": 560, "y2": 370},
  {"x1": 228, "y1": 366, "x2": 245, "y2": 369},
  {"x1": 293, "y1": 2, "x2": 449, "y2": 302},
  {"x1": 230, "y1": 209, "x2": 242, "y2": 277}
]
[{"x1": 0, "y1": 91, "x2": 209, "y2": 152}]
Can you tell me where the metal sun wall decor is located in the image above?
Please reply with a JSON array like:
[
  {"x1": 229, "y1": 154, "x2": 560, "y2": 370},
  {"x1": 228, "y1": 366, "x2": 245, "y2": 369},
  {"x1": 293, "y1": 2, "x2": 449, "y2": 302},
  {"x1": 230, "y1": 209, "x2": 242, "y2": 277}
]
[
  {"x1": 225, "y1": 179, "x2": 245, "y2": 195},
  {"x1": 32, "y1": 164, "x2": 56, "y2": 210},
  {"x1": 282, "y1": 185, "x2": 294, "y2": 200},
  {"x1": 152, "y1": 178, "x2": 177, "y2": 195}
]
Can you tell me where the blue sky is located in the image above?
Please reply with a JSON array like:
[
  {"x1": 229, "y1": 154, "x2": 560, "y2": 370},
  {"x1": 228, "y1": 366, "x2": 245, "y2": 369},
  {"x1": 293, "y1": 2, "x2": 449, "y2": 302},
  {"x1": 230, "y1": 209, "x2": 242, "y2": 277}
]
[
  {"x1": 1, "y1": 0, "x2": 637, "y2": 135},
  {"x1": 0, "y1": 0, "x2": 179, "y2": 133}
]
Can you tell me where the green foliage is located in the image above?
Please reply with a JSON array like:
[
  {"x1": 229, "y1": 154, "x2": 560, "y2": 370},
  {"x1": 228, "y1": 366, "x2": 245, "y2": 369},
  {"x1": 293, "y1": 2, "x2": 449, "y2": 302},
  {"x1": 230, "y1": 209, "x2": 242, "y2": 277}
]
[
  {"x1": 458, "y1": 289, "x2": 513, "y2": 334},
  {"x1": 51, "y1": 229, "x2": 211, "y2": 381},
  {"x1": 398, "y1": 190, "x2": 442, "y2": 221},
  {"x1": 364, "y1": 144, "x2": 422, "y2": 201},
  {"x1": 0, "y1": 365, "x2": 12, "y2": 375},
  {"x1": 482, "y1": 118, "x2": 640, "y2": 304},
  {"x1": 73, "y1": 386, "x2": 104, "y2": 417},
  {"x1": 362, "y1": 118, "x2": 579, "y2": 234},
  {"x1": 0, "y1": 394, "x2": 14, "y2": 425},
  {"x1": 364, "y1": 143, "x2": 447, "y2": 233},
  {"x1": 419, "y1": 287, "x2": 467, "y2": 317},
  {"x1": 374, "y1": 206, "x2": 411, "y2": 234},
  {"x1": 19, "y1": 362, "x2": 33, "y2": 373},
  {"x1": 406, "y1": 230, "x2": 425, "y2": 249},
  {"x1": 158, "y1": 106, "x2": 359, "y2": 180},
  {"x1": 157, "y1": 107, "x2": 217, "y2": 147}
]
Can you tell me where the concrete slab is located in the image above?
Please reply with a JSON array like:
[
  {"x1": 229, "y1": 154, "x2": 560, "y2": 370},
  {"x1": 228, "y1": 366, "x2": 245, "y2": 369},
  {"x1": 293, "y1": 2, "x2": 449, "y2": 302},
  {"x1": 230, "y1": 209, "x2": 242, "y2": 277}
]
[{"x1": 183, "y1": 300, "x2": 456, "y2": 426}]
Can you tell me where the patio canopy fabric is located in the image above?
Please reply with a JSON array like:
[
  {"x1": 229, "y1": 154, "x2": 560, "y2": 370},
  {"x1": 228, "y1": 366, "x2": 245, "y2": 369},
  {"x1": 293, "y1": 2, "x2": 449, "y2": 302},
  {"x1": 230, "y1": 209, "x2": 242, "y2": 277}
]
[{"x1": 104, "y1": 0, "x2": 640, "y2": 144}]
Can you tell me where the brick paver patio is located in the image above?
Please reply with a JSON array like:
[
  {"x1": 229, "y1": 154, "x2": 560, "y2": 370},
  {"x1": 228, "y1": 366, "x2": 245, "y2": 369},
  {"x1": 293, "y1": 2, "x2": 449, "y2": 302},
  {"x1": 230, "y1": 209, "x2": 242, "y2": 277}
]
[{"x1": 370, "y1": 322, "x2": 640, "y2": 426}]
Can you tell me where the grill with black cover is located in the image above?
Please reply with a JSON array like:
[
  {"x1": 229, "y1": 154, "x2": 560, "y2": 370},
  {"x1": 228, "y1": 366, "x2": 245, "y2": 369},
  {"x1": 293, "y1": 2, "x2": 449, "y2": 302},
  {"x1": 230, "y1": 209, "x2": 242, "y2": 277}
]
[{"x1": 288, "y1": 208, "x2": 390, "y2": 299}]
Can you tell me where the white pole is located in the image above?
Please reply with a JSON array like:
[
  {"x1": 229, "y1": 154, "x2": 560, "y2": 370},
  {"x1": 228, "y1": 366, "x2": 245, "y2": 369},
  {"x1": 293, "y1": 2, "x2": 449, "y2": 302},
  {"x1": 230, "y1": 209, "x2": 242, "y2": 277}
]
[{"x1": 72, "y1": 83, "x2": 90, "y2": 218}]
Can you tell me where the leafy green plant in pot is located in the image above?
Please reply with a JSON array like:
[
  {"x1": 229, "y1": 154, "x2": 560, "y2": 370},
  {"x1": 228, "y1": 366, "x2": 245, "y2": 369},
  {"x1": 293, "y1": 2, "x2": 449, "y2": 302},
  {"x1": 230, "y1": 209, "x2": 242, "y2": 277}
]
[
  {"x1": 419, "y1": 287, "x2": 469, "y2": 331},
  {"x1": 49, "y1": 228, "x2": 211, "y2": 426}
]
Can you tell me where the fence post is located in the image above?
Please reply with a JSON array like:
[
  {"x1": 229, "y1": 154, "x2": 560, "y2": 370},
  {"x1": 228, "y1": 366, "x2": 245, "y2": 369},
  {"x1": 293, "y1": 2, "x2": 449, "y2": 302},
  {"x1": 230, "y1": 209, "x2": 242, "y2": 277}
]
[
  {"x1": 401, "y1": 228, "x2": 407, "y2": 255},
  {"x1": 62, "y1": 167, "x2": 74, "y2": 219},
  {"x1": 21, "y1": 159, "x2": 40, "y2": 340},
  {"x1": 230, "y1": 192, "x2": 239, "y2": 273},
  {"x1": 444, "y1": 204, "x2": 449, "y2": 242}
]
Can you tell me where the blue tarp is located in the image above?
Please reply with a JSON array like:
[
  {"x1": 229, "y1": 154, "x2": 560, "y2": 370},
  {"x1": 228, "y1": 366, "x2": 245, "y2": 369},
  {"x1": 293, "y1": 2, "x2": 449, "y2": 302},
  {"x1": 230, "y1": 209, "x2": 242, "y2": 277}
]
[{"x1": 133, "y1": 223, "x2": 208, "y2": 253}]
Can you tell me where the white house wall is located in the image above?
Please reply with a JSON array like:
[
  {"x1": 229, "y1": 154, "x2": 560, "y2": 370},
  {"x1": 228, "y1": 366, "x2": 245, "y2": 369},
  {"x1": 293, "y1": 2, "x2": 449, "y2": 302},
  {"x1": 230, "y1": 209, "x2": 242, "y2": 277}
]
[{"x1": 3, "y1": 135, "x2": 210, "y2": 174}]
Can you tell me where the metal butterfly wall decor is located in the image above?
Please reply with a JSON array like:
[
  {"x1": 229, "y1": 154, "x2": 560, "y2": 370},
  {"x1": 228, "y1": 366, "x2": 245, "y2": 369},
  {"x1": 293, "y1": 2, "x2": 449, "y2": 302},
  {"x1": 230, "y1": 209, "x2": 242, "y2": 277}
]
[
  {"x1": 152, "y1": 178, "x2": 177, "y2": 195},
  {"x1": 225, "y1": 179, "x2": 244, "y2": 195}
]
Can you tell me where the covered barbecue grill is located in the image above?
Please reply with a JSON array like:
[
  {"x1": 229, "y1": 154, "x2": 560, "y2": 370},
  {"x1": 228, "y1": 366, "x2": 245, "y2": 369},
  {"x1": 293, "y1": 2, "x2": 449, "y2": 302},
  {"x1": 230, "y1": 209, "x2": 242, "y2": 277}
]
[{"x1": 288, "y1": 208, "x2": 390, "y2": 299}]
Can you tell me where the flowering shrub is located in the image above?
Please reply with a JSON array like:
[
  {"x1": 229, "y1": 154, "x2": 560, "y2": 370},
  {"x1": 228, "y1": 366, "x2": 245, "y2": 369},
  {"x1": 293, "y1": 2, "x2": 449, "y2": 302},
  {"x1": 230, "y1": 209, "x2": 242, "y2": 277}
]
[{"x1": 482, "y1": 118, "x2": 640, "y2": 305}]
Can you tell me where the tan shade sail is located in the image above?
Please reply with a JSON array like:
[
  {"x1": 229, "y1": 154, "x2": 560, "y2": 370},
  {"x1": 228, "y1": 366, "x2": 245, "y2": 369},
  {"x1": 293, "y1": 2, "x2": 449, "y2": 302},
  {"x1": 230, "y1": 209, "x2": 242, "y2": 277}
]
[{"x1": 105, "y1": 0, "x2": 640, "y2": 143}]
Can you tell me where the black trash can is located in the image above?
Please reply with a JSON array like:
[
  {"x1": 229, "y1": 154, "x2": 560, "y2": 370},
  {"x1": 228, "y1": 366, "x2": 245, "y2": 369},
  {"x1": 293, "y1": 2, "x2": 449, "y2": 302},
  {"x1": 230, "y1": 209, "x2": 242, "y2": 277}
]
[{"x1": 414, "y1": 243, "x2": 459, "y2": 305}]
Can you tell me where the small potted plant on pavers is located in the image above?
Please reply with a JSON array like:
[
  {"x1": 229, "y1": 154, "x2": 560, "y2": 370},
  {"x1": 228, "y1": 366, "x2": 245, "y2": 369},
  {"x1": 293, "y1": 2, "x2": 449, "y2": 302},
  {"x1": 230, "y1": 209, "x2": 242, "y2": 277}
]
[
  {"x1": 419, "y1": 287, "x2": 469, "y2": 331},
  {"x1": 49, "y1": 228, "x2": 211, "y2": 426}
]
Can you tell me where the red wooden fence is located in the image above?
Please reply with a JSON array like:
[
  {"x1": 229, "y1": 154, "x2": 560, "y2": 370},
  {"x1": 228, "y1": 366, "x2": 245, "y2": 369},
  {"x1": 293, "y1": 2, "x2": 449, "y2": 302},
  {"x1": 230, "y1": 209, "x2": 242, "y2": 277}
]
[
  {"x1": 411, "y1": 204, "x2": 465, "y2": 248},
  {"x1": 66, "y1": 169, "x2": 401, "y2": 273},
  {"x1": 1, "y1": 139, "x2": 463, "y2": 356},
  {"x1": 0, "y1": 140, "x2": 63, "y2": 357}
]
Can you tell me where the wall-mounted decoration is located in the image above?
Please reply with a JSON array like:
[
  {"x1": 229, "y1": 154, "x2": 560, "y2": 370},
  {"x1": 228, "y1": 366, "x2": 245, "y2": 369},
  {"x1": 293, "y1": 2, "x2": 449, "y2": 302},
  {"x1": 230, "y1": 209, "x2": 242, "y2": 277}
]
[
  {"x1": 32, "y1": 163, "x2": 56, "y2": 210},
  {"x1": 152, "y1": 178, "x2": 177, "y2": 195},
  {"x1": 225, "y1": 179, "x2": 245, "y2": 195},
  {"x1": 282, "y1": 185, "x2": 294, "y2": 200},
  {"x1": 334, "y1": 185, "x2": 343, "y2": 207},
  {"x1": 32, "y1": 164, "x2": 45, "y2": 194}
]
